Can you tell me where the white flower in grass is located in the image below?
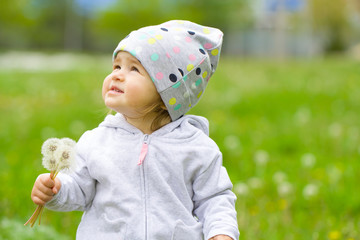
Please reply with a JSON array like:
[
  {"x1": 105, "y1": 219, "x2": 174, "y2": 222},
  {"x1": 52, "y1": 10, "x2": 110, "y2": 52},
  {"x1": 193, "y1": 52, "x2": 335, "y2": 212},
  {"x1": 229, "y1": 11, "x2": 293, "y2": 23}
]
[
  {"x1": 327, "y1": 165, "x2": 342, "y2": 184},
  {"x1": 224, "y1": 135, "x2": 241, "y2": 151},
  {"x1": 41, "y1": 138, "x2": 61, "y2": 158},
  {"x1": 303, "y1": 183, "x2": 319, "y2": 200},
  {"x1": 277, "y1": 182, "x2": 293, "y2": 197},
  {"x1": 254, "y1": 150, "x2": 269, "y2": 167},
  {"x1": 301, "y1": 153, "x2": 316, "y2": 168},
  {"x1": 328, "y1": 122, "x2": 342, "y2": 138},
  {"x1": 234, "y1": 182, "x2": 249, "y2": 197},
  {"x1": 272, "y1": 171, "x2": 287, "y2": 184},
  {"x1": 247, "y1": 177, "x2": 263, "y2": 190}
]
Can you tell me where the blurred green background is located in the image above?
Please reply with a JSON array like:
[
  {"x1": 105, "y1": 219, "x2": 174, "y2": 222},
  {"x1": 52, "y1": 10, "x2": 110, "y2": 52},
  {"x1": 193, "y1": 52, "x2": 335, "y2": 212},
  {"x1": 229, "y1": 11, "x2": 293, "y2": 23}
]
[{"x1": 1, "y1": 0, "x2": 360, "y2": 239}]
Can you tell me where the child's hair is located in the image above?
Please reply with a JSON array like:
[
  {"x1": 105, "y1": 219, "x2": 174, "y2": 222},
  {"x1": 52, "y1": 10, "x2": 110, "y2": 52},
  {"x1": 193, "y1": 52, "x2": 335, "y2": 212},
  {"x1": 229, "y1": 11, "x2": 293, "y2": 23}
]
[{"x1": 144, "y1": 100, "x2": 171, "y2": 131}]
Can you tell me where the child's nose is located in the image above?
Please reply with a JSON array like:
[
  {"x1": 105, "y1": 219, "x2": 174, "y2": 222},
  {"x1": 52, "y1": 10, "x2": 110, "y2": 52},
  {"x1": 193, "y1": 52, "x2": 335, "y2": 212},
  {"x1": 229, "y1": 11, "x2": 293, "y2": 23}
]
[{"x1": 111, "y1": 70, "x2": 125, "y2": 81}]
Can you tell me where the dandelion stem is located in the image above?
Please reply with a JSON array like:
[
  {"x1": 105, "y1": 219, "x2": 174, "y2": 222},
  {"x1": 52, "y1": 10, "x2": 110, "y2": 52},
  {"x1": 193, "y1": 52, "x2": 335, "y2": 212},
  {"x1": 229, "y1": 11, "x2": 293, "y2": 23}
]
[
  {"x1": 24, "y1": 205, "x2": 44, "y2": 227},
  {"x1": 38, "y1": 206, "x2": 44, "y2": 225}
]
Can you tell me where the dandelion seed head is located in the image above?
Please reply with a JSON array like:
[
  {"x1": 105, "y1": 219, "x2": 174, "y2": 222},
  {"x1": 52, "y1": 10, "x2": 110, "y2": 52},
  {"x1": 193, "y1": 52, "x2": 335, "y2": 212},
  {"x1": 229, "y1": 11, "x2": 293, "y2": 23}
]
[
  {"x1": 247, "y1": 177, "x2": 263, "y2": 190},
  {"x1": 272, "y1": 171, "x2": 287, "y2": 184},
  {"x1": 254, "y1": 150, "x2": 269, "y2": 167},
  {"x1": 224, "y1": 135, "x2": 241, "y2": 151},
  {"x1": 301, "y1": 153, "x2": 316, "y2": 168},
  {"x1": 41, "y1": 138, "x2": 61, "y2": 157},
  {"x1": 55, "y1": 144, "x2": 76, "y2": 172},
  {"x1": 303, "y1": 183, "x2": 319, "y2": 200},
  {"x1": 294, "y1": 107, "x2": 311, "y2": 125},
  {"x1": 62, "y1": 151, "x2": 70, "y2": 160},
  {"x1": 277, "y1": 182, "x2": 293, "y2": 197},
  {"x1": 328, "y1": 122, "x2": 342, "y2": 138},
  {"x1": 40, "y1": 137, "x2": 77, "y2": 173},
  {"x1": 234, "y1": 182, "x2": 249, "y2": 197},
  {"x1": 42, "y1": 156, "x2": 58, "y2": 171},
  {"x1": 327, "y1": 165, "x2": 342, "y2": 184}
]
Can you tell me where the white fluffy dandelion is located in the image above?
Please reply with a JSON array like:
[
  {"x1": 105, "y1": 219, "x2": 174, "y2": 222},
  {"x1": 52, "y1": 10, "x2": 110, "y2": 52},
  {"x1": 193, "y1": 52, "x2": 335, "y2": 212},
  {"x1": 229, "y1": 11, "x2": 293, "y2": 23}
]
[
  {"x1": 54, "y1": 143, "x2": 76, "y2": 172},
  {"x1": 277, "y1": 182, "x2": 294, "y2": 197},
  {"x1": 234, "y1": 182, "x2": 249, "y2": 197},
  {"x1": 41, "y1": 138, "x2": 76, "y2": 173},
  {"x1": 254, "y1": 150, "x2": 269, "y2": 167},
  {"x1": 41, "y1": 138, "x2": 61, "y2": 158},
  {"x1": 272, "y1": 171, "x2": 288, "y2": 184},
  {"x1": 224, "y1": 135, "x2": 241, "y2": 151},
  {"x1": 301, "y1": 153, "x2": 316, "y2": 168},
  {"x1": 247, "y1": 177, "x2": 263, "y2": 190},
  {"x1": 303, "y1": 183, "x2": 319, "y2": 200},
  {"x1": 25, "y1": 137, "x2": 77, "y2": 227},
  {"x1": 42, "y1": 156, "x2": 58, "y2": 171}
]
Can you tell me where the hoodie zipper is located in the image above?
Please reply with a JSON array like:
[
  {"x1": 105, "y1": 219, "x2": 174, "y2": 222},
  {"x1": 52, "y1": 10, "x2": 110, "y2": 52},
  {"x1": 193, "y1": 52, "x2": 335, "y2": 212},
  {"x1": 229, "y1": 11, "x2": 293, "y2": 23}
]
[
  {"x1": 139, "y1": 134, "x2": 149, "y2": 239},
  {"x1": 138, "y1": 134, "x2": 149, "y2": 165}
]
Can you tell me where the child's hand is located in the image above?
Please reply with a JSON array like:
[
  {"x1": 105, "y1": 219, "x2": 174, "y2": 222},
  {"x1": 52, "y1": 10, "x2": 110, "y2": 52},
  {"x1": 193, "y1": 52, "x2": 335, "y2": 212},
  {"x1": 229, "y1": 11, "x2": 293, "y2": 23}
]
[
  {"x1": 31, "y1": 173, "x2": 61, "y2": 206},
  {"x1": 209, "y1": 235, "x2": 233, "y2": 240}
]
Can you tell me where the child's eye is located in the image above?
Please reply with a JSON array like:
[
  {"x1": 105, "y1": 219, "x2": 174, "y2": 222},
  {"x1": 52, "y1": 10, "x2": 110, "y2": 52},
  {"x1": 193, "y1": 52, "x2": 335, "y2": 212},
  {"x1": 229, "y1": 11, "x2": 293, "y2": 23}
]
[
  {"x1": 131, "y1": 66, "x2": 139, "y2": 72},
  {"x1": 113, "y1": 65, "x2": 121, "y2": 70}
]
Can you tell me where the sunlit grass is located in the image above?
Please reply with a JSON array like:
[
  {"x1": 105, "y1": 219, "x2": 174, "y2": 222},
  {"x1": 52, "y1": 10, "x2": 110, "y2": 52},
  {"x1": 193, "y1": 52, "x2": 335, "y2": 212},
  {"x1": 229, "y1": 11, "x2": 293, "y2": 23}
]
[{"x1": 1, "y1": 53, "x2": 359, "y2": 239}]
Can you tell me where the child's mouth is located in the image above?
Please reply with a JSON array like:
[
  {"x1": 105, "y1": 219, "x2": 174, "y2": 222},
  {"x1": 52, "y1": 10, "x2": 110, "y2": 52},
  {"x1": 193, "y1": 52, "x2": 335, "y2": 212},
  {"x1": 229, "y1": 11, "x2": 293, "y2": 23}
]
[{"x1": 109, "y1": 86, "x2": 124, "y2": 94}]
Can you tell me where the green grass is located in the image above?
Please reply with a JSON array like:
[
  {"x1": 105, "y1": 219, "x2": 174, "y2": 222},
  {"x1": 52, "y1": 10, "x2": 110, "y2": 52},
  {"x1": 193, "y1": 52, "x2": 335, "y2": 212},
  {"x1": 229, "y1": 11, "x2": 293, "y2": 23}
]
[{"x1": 0, "y1": 53, "x2": 359, "y2": 239}]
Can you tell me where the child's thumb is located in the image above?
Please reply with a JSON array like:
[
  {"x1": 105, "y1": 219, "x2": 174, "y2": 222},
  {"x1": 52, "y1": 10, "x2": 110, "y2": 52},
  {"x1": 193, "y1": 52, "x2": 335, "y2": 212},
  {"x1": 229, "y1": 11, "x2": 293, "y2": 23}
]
[{"x1": 53, "y1": 178, "x2": 62, "y2": 194}]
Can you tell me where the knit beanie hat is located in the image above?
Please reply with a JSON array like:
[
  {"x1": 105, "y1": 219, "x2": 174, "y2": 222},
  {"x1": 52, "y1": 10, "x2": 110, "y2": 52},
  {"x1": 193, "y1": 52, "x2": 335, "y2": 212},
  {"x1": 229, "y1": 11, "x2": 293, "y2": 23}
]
[{"x1": 113, "y1": 20, "x2": 223, "y2": 121}]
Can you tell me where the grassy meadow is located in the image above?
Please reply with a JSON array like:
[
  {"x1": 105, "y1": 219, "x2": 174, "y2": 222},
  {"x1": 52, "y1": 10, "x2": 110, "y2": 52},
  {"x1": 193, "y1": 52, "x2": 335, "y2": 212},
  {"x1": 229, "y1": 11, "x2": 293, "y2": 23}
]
[{"x1": 0, "y1": 52, "x2": 359, "y2": 239}]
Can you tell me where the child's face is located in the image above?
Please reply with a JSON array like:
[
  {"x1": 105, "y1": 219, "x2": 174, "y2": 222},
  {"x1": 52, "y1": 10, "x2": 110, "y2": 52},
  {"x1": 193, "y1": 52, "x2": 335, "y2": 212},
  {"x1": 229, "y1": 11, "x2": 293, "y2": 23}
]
[{"x1": 102, "y1": 51, "x2": 160, "y2": 118}]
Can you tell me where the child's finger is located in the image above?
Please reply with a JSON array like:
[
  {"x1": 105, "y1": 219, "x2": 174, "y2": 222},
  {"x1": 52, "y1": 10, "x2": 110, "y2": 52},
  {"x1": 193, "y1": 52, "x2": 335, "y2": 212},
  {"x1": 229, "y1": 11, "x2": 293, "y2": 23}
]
[
  {"x1": 53, "y1": 178, "x2": 62, "y2": 194},
  {"x1": 31, "y1": 189, "x2": 53, "y2": 205},
  {"x1": 35, "y1": 181, "x2": 55, "y2": 196},
  {"x1": 39, "y1": 174, "x2": 55, "y2": 188}
]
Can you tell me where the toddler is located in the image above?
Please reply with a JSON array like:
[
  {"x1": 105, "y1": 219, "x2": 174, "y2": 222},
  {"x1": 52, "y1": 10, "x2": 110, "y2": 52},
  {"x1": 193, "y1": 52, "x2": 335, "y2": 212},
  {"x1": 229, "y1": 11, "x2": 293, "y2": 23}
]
[{"x1": 31, "y1": 20, "x2": 239, "y2": 240}]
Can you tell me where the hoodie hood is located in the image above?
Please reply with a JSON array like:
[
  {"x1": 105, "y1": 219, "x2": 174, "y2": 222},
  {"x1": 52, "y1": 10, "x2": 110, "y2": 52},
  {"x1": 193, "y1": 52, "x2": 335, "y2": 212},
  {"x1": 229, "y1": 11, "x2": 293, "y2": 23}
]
[{"x1": 99, "y1": 113, "x2": 209, "y2": 137}]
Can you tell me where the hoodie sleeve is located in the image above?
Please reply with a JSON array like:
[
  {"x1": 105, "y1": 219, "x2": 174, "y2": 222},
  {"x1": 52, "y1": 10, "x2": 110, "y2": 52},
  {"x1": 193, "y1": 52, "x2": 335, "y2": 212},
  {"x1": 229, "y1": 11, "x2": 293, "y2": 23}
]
[
  {"x1": 46, "y1": 131, "x2": 96, "y2": 212},
  {"x1": 192, "y1": 152, "x2": 240, "y2": 240}
]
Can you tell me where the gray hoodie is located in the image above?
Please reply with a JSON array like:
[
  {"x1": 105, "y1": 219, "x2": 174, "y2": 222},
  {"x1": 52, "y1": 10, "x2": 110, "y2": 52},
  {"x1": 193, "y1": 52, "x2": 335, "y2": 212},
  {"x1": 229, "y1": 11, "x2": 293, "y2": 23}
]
[{"x1": 46, "y1": 114, "x2": 239, "y2": 240}]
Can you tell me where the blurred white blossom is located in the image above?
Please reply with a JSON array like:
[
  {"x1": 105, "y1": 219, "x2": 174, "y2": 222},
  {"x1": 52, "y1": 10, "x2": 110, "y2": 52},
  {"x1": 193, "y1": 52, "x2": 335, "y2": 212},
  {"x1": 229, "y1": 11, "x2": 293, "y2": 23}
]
[
  {"x1": 277, "y1": 182, "x2": 294, "y2": 197},
  {"x1": 234, "y1": 182, "x2": 249, "y2": 197},
  {"x1": 294, "y1": 107, "x2": 311, "y2": 125},
  {"x1": 248, "y1": 177, "x2": 263, "y2": 190},
  {"x1": 254, "y1": 150, "x2": 269, "y2": 167},
  {"x1": 273, "y1": 171, "x2": 288, "y2": 184},
  {"x1": 326, "y1": 165, "x2": 342, "y2": 184},
  {"x1": 328, "y1": 123, "x2": 342, "y2": 138},
  {"x1": 224, "y1": 135, "x2": 241, "y2": 151},
  {"x1": 303, "y1": 183, "x2": 319, "y2": 200},
  {"x1": 301, "y1": 153, "x2": 316, "y2": 168}
]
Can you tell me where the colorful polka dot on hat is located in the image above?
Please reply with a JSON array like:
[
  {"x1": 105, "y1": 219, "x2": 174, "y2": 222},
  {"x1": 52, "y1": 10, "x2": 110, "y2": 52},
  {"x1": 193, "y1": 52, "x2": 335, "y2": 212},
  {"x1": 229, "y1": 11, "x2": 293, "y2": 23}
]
[{"x1": 113, "y1": 20, "x2": 223, "y2": 121}]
